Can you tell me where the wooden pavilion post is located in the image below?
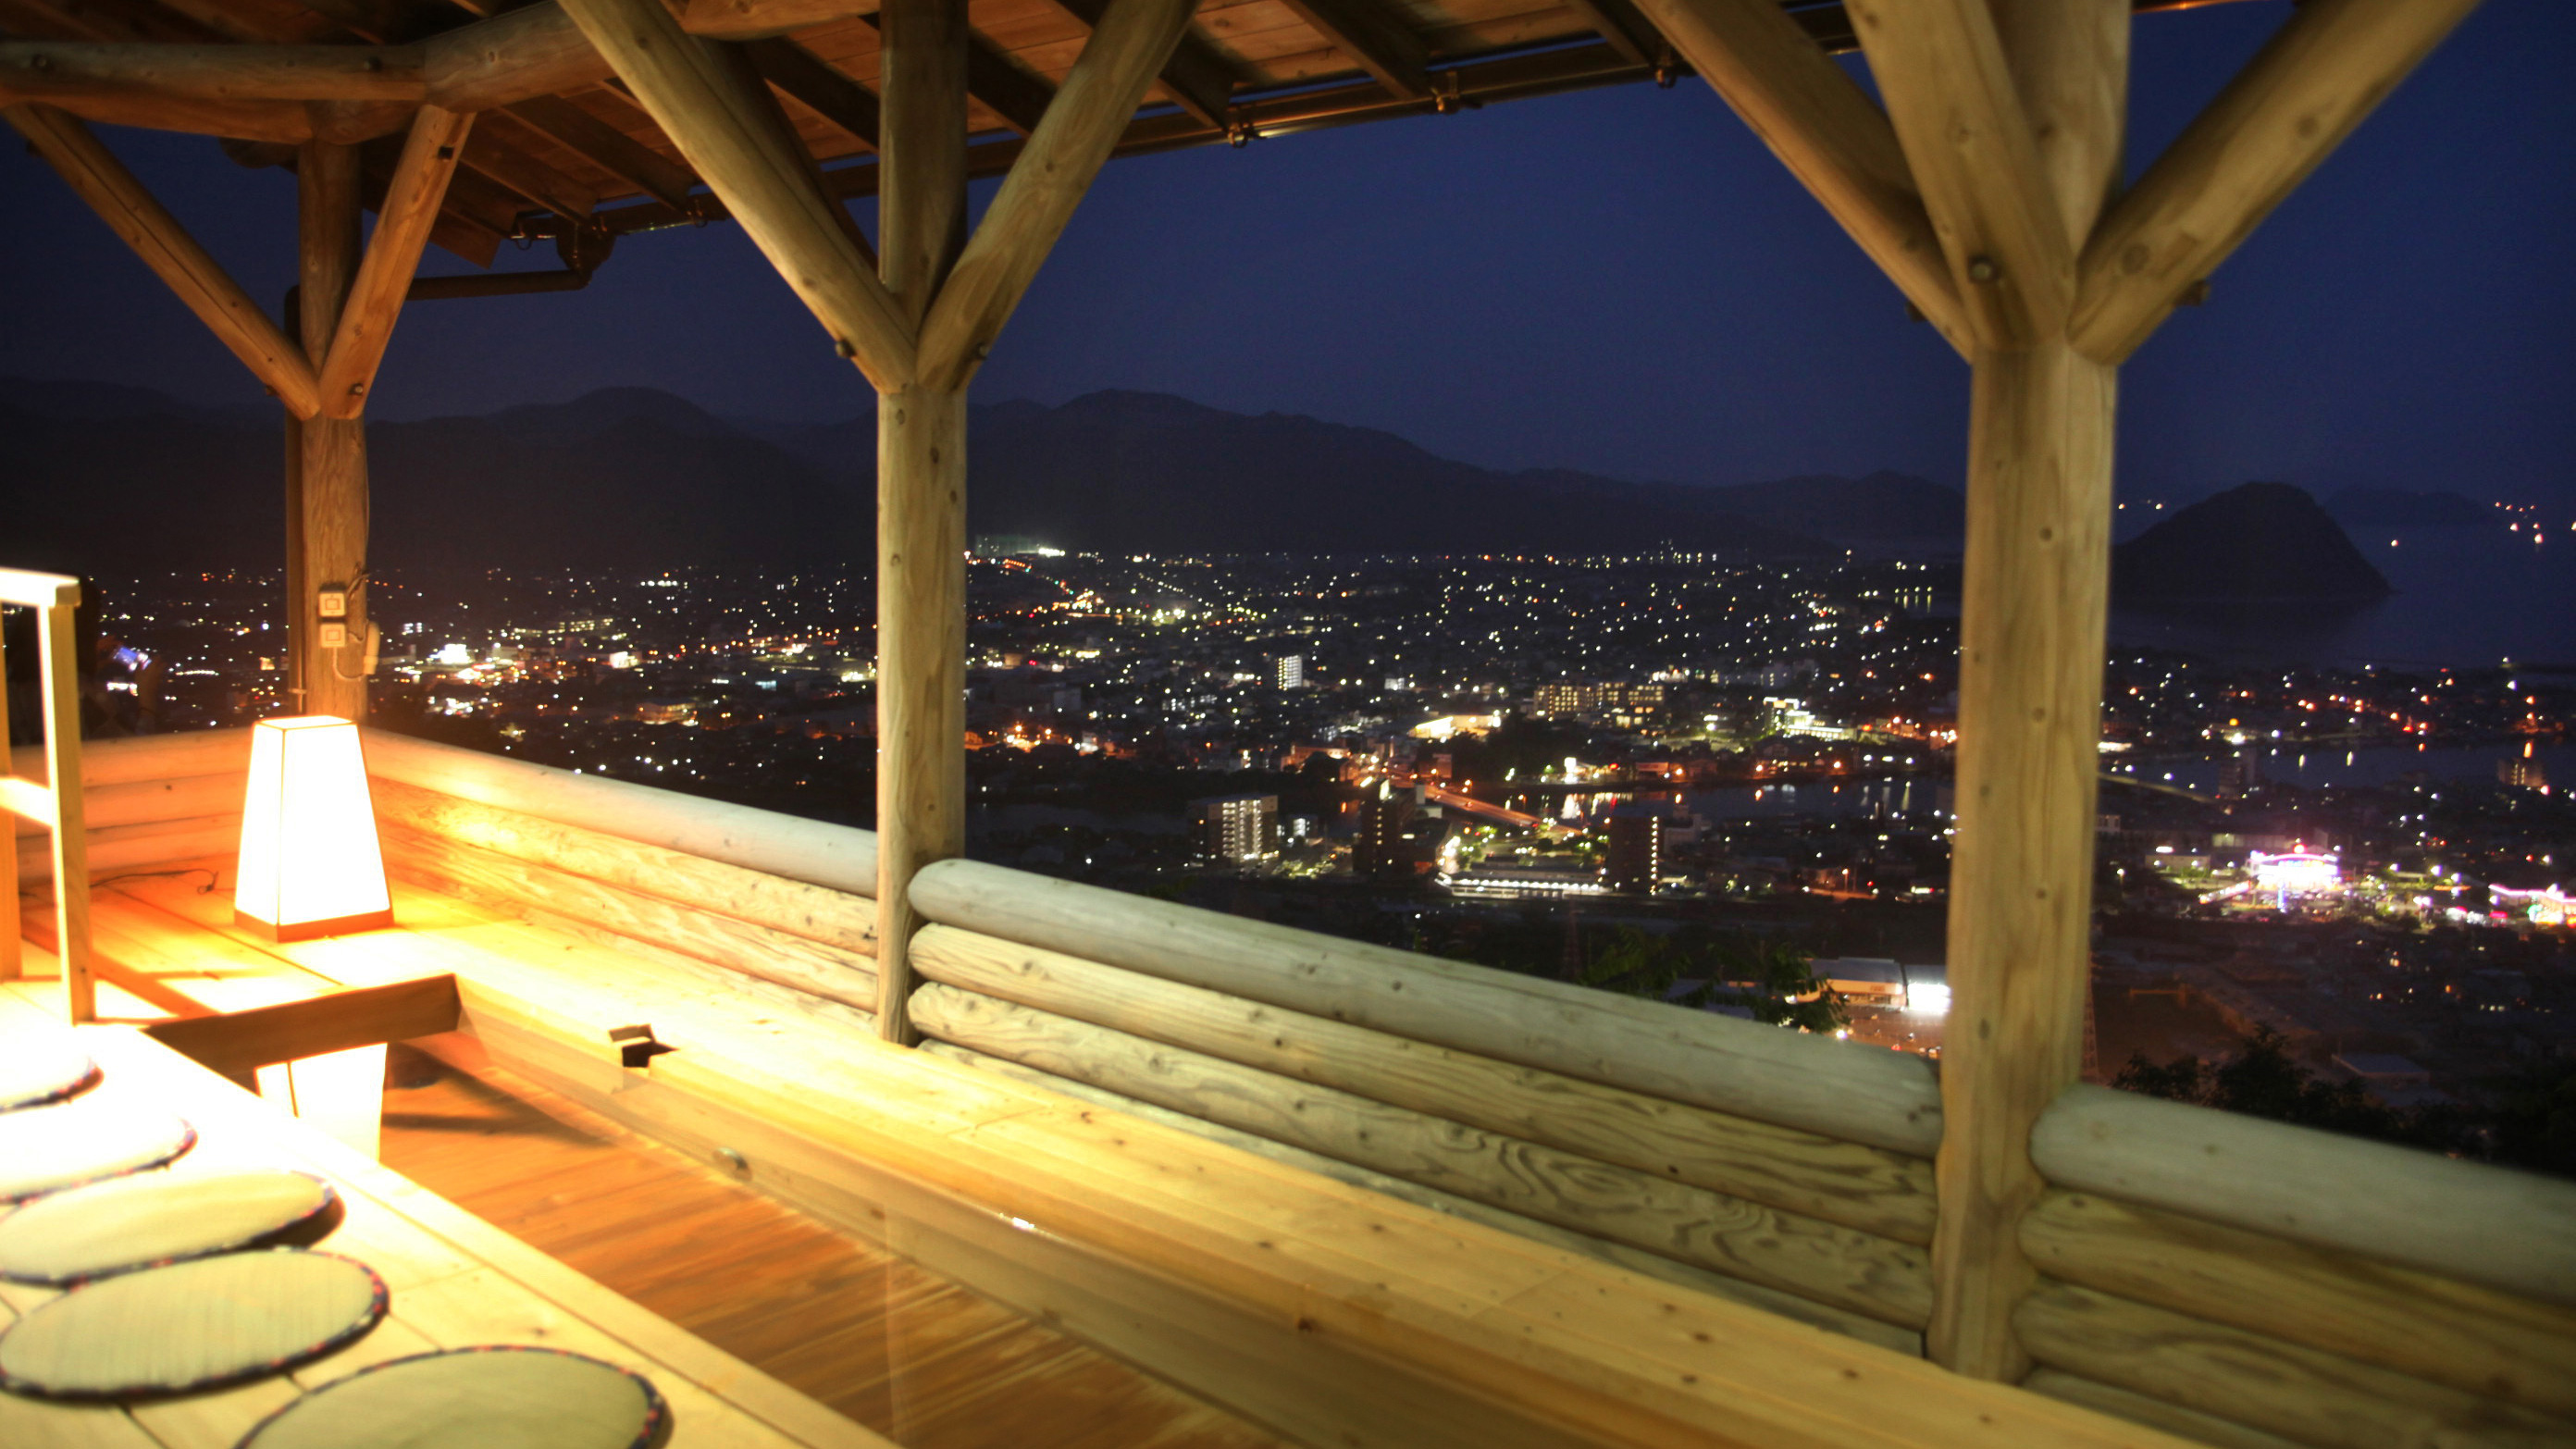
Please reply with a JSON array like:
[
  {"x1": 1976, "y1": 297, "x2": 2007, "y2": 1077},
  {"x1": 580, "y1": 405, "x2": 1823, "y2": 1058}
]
[
  {"x1": 872, "y1": 0, "x2": 972, "y2": 1044},
  {"x1": 293, "y1": 139, "x2": 372, "y2": 722},
  {"x1": 1850, "y1": 0, "x2": 2127, "y2": 1381}
]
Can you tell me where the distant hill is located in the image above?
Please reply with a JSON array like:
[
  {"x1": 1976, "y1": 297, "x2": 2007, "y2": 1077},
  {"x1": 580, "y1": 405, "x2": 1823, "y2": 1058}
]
[
  {"x1": 0, "y1": 381, "x2": 1953, "y2": 574},
  {"x1": 2326, "y1": 486, "x2": 2490, "y2": 529},
  {"x1": 2114, "y1": 482, "x2": 2394, "y2": 604}
]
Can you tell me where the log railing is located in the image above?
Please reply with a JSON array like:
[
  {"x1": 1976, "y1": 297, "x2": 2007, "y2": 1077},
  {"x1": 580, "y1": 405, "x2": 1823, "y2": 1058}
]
[
  {"x1": 9, "y1": 727, "x2": 252, "y2": 886},
  {"x1": 903, "y1": 857, "x2": 1947, "y2": 1346},
  {"x1": 29, "y1": 729, "x2": 2576, "y2": 1446},
  {"x1": 2011, "y1": 1084, "x2": 2576, "y2": 1449}
]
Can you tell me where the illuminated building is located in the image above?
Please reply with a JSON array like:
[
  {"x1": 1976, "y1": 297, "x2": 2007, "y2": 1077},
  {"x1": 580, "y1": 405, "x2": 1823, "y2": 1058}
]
[
  {"x1": 2248, "y1": 848, "x2": 2341, "y2": 897},
  {"x1": 1273, "y1": 654, "x2": 1305, "y2": 690},
  {"x1": 1604, "y1": 807, "x2": 1666, "y2": 893},
  {"x1": 1352, "y1": 783, "x2": 1416, "y2": 877},
  {"x1": 1190, "y1": 794, "x2": 1280, "y2": 861}
]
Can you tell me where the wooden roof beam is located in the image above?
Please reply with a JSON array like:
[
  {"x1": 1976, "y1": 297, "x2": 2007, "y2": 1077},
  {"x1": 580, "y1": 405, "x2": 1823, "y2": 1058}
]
[
  {"x1": 2072, "y1": 0, "x2": 2483, "y2": 365},
  {"x1": 318, "y1": 104, "x2": 474, "y2": 415},
  {"x1": 1624, "y1": 0, "x2": 1969, "y2": 355},
  {"x1": 1848, "y1": 0, "x2": 2072, "y2": 351},
  {"x1": 1275, "y1": 0, "x2": 1426, "y2": 100},
  {"x1": 919, "y1": 0, "x2": 1199, "y2": 390},
  {"x1": 559, "y1": 0, "x2": 915, "y2": 388},
  {"x1": 855, "y1": 12, "x2": 1054, "y2": 138},
  {"x1": 506, "y1": 93, "x2": 700, "y2": 211},
  {"x1": 1044, "y1": 0, "x2": 1235, "y2": 130},
  {"x1": 740, "y1": 35, "x2": 880, "y2": 147},
  {"x1": 459, "y1": 115, "x2": 601, "y2": 219},
  {"x1": 0, "y1": 40, "x2": 424, "y2": 102},
  {"x1": 1558, "y1": 0, "x2": 1663, "y2": 68},
  {"x1": 4, "y1": 102, "x2": 324, "y2": 416}
]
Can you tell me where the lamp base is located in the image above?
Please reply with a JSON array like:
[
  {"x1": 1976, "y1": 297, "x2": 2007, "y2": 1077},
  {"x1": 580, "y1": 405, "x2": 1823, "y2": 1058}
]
[{"x1": 234, "y1": 909, "x2": 395, "y2": 943}]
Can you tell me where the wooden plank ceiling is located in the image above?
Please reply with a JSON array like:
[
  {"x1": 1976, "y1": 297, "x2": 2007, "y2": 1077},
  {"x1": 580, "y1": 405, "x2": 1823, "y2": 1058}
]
[{"x1": 0, "y1": 0, "x2": 2226, "y2": 268}]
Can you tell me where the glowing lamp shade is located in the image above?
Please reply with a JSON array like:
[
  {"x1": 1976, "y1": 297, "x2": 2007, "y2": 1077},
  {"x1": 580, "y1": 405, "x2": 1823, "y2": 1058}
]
[{"x1": 235, "y1": 716, "x2": 393, "y2": 941}]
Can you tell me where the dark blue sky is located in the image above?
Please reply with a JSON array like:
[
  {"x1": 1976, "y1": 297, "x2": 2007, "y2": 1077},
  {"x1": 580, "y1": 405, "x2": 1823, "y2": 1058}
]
[{"x1": 3, "y1": 1, "x2": 2568, "y2": 505}]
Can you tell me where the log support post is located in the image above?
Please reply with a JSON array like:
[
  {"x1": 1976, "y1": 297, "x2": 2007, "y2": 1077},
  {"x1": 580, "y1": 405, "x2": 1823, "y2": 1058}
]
[
  {"x1": 1858, "y1": 0, "x2": 2128, "y2": 1383},
  {"x1": 1934, "y1": 335, "x2": 2117, "y2": 1379},
  {"x1": 293, "y1": 139, "x2": 372, "y2": 723},
  {"x1": 872, "y1": 0, "x2": 972, "y2": 1044}
]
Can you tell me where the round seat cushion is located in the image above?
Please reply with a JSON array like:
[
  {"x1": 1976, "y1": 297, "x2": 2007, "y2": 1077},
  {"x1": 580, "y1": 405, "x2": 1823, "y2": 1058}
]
[
  {"x1": 0, "y1": 1098, "x2": 194, "y2": 1204},
  {"x1": 0, "y1": 1248, "x2": 385, "y2": 1399},
  {"x1": 0, "y1": 1038, "x2": 98, "y2": 1112},
  {"x1": 236, "y1": 1346, "x2": 668, "y2": 1449},
  {"x1": 0, "y1": 1170, "x2": 338, "y2": 1284}
]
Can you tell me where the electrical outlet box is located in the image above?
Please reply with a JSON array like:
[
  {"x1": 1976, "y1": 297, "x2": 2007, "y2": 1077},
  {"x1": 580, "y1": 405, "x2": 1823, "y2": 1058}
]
[
  {"x1": 317, "y1": 588, "x2": 349, "y2": 620},
  {"x1": 318, "y1": 622, "x2": 349, "y2": 649}
]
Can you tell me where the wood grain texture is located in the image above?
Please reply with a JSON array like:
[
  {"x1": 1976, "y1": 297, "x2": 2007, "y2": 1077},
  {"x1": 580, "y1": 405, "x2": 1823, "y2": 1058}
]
[
  {"x1": 370, "y1": 778, "x2": 876, "y2": 955},
  {"x1": 909, "y1": 980, "x2": 1937, "y2": 1328},
  {"x1": 1929, "y1": 336, "x2": 2117, "y2": 1379},
  {"x1": 421, "y1": 2, "x2": 613, "y2": 112},
  {"x1": 921, "y1": 1037, "x2": 1926, "y2": 1354},
  {"x1": 877, "y1": 0, "x2": 967, "y2": 321},
  {"x1": 360, "y1": 727, "x2": 878, "y2": 896},
  {"x1": 317, "y1": 104, "x2": 472, "y2": 419},
  {"x1": 0, "y1": 84, "x2": 314, "y2": 138},
  {"x1": 6, "y1": 994, "x2": 899, "y2": 1449},
  {"x1": 911, "y1": 923, "x2": 1938, "y2": 1242},
  {"x1": 2014, "y1": 1280, "x2": 2576, "y2": 1449},
  {"x1": 379, "y1": 1048, "x2": 1284, "y2": 1449},
  {"x1": 378, "y1": 820, "x2": 879, "y2": 1011},
  {"x1": 0, "y1": 40, "x2": 422, "y2": 102},
  {"x1": 143, "y1": 973, "x2": 460, "y2": 1081},
  {"x1": 294, "y1": 136, "x2": 370, "y2": 722},
  {"x1": 1846, "y1": 0, "x2": 2072, "y2": 348},
  {"x1": 3, "y1": 104, "x2": 320, "y2": 417},
  {"x1": 1622, "y1": 0, "x2": 1969, "y2": 355},
  {"x1": 872, "y1": 385, "x2": 967, "y2": 1042},
  {"x1": 1987, "y1": 0, "x2": 2128, "y2": 249},
  {"x1": 915, "y1": 0, "x2": 1199, "y2": 390},
  {"x1": 2020, "y1": 1189, "x2": 2576, "y2": 1420},
  {"x1": 7, "y1": 724, "x2": 247, "y2": 788},
  {"x1": 2032, "y1": 1083, "x2": 2576, "y2": 1309},
  {"x1": 2072, "y1": 0, "x2": 2483, "y2": 364},
  {"x1": 558, "y1": 0, "x2": 915, "y2": 390},
  {"x1": 35, "y1": 604, "x2": 93, "y2": 1023},
  {"x1": 9, "y1": 771, "x2": 237, "y2": 841},
  {"x1": 909, "y1": 858, "x2": 1945, "y2": 1154},
  {"x1": 2025, "y1": 1369, "x2": 2310, "y2": 1449},
  {"x1": 27, "y1": 871, "x2": 2198, "y2": 1449}
]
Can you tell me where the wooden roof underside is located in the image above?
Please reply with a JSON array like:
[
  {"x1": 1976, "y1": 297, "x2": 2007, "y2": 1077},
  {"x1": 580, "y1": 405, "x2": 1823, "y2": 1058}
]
[{"x1": 0, "y1": 0, "x2": 2246, "y2": 269}]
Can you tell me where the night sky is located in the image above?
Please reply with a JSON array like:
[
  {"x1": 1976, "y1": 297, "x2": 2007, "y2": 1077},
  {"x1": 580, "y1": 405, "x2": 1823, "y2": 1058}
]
[{"x1": 2, "y1": 0, "x2": 2568, "y2": 507}]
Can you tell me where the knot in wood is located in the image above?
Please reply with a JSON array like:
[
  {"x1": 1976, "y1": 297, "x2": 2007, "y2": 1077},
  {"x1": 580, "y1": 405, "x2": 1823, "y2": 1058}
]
[{"x1": 1966, "y1": 256, "x2": 2001, "y2": 285}]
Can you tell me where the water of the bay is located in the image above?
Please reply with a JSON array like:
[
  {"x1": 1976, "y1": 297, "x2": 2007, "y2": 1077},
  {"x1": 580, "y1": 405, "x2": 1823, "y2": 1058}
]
[{"x1": 2107, "y1": 525, "x2": 2576, "y2": 671}]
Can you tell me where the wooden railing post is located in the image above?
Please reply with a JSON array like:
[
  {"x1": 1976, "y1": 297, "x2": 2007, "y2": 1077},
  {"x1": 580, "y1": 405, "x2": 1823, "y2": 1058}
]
[
  {"x1": 293, "y1": 138, "x2": 371, "y2": 723},
  {"x1": 1916, "y1": 0, "x2": 2127, "y2": 1382},
  {"x1": 872, "y1": 0, "x2": 971, "y2": 1044}
]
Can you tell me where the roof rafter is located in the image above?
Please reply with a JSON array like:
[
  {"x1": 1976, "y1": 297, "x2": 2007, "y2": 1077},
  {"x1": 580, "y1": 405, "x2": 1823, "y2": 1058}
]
[
  {"x1": 1044, "y1": 0, "x2": 1234, "y2": 129},
  {"x1": 740, "y1": 33, "x2": 880, "y2": 147},
  {"x1": 1274, "y1": 0, "x2": 1427, "y2": 100},
  {"x1": 507, "y1": 92, "x2": 700, "y2": 211}
]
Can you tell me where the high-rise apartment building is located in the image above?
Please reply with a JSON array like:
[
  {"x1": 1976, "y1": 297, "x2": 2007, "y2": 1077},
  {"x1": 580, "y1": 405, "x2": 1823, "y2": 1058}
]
[{"x1": 1190, "y1": 794, "x2": 1281, "y2": 861}]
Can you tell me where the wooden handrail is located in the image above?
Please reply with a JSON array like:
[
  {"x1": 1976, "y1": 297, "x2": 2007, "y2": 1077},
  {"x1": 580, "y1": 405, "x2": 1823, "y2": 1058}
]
[
  {"x1": 909, "y1": 857, "x2": 1945, "y2": 1155},
  {"x1": 2032, "y1": 1083, "x2": 2576, "y2": 1308},
  {"x1": 357, "y1": 728, "x2": 877, "y2": 895}
]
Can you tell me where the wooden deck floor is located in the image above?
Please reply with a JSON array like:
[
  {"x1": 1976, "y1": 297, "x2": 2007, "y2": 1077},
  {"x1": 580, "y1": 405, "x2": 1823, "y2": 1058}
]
[
  {"x1": 378, "y1": 1047, "x2": 1286, "y2": 1449},
  {"x1": 11, "y1": 873, "x2": 1286, "y2": 1449}
]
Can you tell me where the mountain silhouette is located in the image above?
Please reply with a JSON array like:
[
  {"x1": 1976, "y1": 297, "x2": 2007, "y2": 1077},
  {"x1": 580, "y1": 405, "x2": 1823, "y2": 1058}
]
[
  {"x1": 2115, "y1": 482, "x2": 2394, "y2": 604},
  {"x1": 0, "y1": 381, "x2": 1971, "y2": 576}
]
